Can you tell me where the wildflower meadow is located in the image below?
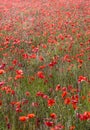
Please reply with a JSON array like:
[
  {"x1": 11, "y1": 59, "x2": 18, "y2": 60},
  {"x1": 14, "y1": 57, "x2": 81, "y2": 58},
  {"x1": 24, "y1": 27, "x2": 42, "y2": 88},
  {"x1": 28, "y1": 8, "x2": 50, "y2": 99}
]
[{"x1": 0, "y1": 0, "x2": 90, "y2": 130}]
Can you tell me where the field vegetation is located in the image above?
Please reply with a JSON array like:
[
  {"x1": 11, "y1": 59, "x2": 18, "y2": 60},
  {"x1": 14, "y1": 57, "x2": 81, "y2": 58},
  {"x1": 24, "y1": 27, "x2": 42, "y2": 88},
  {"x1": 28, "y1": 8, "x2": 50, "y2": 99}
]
[{"x1": 0, "y1": 0, "x2": 90, "y2": 130}]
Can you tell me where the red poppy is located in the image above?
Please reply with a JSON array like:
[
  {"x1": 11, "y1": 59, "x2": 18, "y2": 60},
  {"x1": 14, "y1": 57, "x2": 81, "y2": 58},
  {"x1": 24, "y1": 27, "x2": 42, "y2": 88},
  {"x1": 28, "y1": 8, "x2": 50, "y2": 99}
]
[
  {"x1": 51, "y1": 124, "x2": 64, "y2": 130},
  {"x1": 12, "y1": 59, "x2": 18, "y2": 65},
  {"x1": 0, "y1": 81, "x2": 5, "y2": 87},
  {"x1": 27, "y1": 113, "x2": 35, "y2": 119},
  {"x1": 16, "y1": 69, "x2": 23, "y2": 75},
  {"x1": 44, "y1": 121, "x2": 54, "y2": 127},
  {"x1": 37, "y1": 71, "x2": 45, "y2": 79},
  {"x1": 32, "y1": 102, "x2": 39, "y2": 107},
  {"x1": 19, "y1": 116, "x2": 28, "y2": 122},
  {"x1": 39, "y1": 56, "x2": 44, "y2": 61},
  {"x1": 36, "y1": 91, "x2": 44, "y2": 97},
  {"x1": 62, "y1": 91, "x2": 67, "y2": 98},
  {"x1": 15, "y1": 74, "x2": 23, "y2": 80},
  {"x1": 0, "y1": 69, "x2": 5, "y2": 74},
  {"x1": 55, "y1": 84, "x2": 61, "y2": 91},
  {"x1": 25, "y1": 91, "x2": 30, "y2": 96},
  {"x1": 47, "y1": 99, "x2": 55, "y2": 107},
  {"x1": 64, "y1": 97, "x2": 71, "y2": 105},
  {"x1": 78, "y1": 76, "x2": 87, "y2": 83},
  {"x1": 70, "y1": 126, "x2": 75, "y2": 130},
  {"x1": 39, "y1": 65, "x2": 46, "y2": 69},
  {"x1": 50, "y1": 113, "x2": 57, "y2": 119}
]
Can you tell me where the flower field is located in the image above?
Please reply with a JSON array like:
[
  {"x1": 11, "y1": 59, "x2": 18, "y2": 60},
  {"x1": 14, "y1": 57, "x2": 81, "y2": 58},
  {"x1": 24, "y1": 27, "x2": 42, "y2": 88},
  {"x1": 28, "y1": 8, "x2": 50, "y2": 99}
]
[{"x1": 0, "y1": 0, "x2": 90, "y2": 130}]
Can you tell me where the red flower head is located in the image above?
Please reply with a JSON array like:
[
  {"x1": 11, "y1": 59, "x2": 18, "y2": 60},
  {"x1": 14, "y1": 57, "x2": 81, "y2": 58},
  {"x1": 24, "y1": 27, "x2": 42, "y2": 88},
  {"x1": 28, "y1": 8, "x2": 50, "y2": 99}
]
[
  {"x1": 50, "y1": 113, "x2": 57, "y2": 119},
  {"x1": 37, "y1": 71, "x2": 45, "y2": 79},
  {"x1": 78, "y1": 76, "x2": 87, "y2": 83},
  {"x1": 19, "y1": 116, "x2": 28, "y2": 122},
  {"x1": 27, "y1": 113, "x2": 35, "y2": 119},
  {"x1": 47, "y1": 99, "x2": 55, "y2": 107},
  {"x1": 45, "y1": 121, "x2": 54, "y2": 127}
]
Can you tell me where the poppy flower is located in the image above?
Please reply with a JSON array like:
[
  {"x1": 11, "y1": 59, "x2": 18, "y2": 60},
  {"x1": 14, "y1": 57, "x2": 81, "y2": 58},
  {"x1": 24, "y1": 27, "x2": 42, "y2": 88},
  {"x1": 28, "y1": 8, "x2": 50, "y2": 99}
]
[
  {"x1": 70, "y1": 126, "x2": 75, "y2": 130},
  {"x1": 15, "y1": 74, "x2": 23, "y2": 80},
  {"x1": 30, "y1": 54, "x2": 36, "y2": 59},
  {"x1": 44, "y1": 121, "x2": 54, "y2": 127},
  {"x1": 22, "y1": 53, "x2": 28, "y2": 59},
  {"x1": 27, "y1": 113, "x2": 35, "y2": 119},
  {"x1": 25, "y1": 91, "x2": 30, "y2": 96},
  {"x1": 39, "y1": 65, "x2": 46, "y2": 69},
  {"x1": 37, "y1": 71, "x2": 45, "y2": 79},
  {"x1": 62, "y1": 91, "x2": 67, "y2": 98},
  {"x1": 16, "y1": 108, "x2": 22, "y2": 113},
  {"x1": 78, "y1": 76, "x2": 87, "y2": 83},
  {"x1": 51, "y1": 124, "x2": 64, "y2": 130},
  {"x1": 0, "y1": 69, "x2": 5, "y2": 74},
  {"x1": 77, "y1": 112, "x2": 90, "y2": 121},
  {"x1": 12, "y1": 59, "x2": 18, "y2": 65},
  {"x1": 64, "y1": 97, "x2": 71, "y2": 105},
  {"x1": 39, "y1": 56, "x2": 44, "y2": 61},
  {"x1": 0, "y1": 81, "x2": 5, "y2": 87},
  {"x1": 55, "y1": 84, "x2": 61, "y2": 91},
  {"x1": 36, "y1": 91, "x2": 44, "y2": 97},
  {"x1": 82, "y1": 96, "x2": 86, "y2": 100},
  {"x1": 19, "y1": 116, "x2": 28, "y2": 122},
  {"x1": 16, "y1": 69, "x2": 23, "y2": 75},
  {"x1": 47, "y1": 99, "x2": 55, "y2": 107},
  {"x1": 43, "y1": 94, "x2": 49, "y2": 99},
  {"x1": 0, "y1": 64, "x2": 6, "y2": 69},
  {"x1": 50, "y1": 113, "x2": 57, "y2": 119},
  {"x1": 32, "y1": 102, "x2": 39, "y2": 107}
]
